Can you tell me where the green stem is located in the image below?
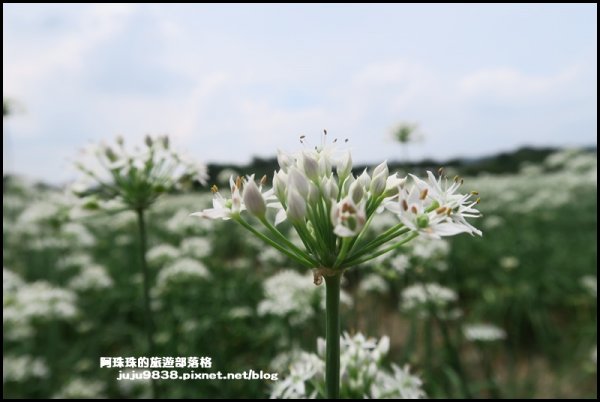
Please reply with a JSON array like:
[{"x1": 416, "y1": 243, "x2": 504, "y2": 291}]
[
  {"x1": 259, "y1": 217, "x2": 317, "y2": 265},
  {"x1": 341, "y1": 232, "x2": 417, "y2": 268},
  {"x1": 478, "y1": 343, "x2": 501, "y2": 398},
  {"x1": 333, "y1": 238, "x2": 351, "y2": 268},
  {"x1": 325, "y1": 273, "x2": 342, "y2": 399},
  {"x1": 135, "y1": 208, "x2": 158, "y2": 399},
  {"x1": 345, "y1": 223, "x2": 407, "y2": 262},
  {"x1": 235, "y1": 217, "x2": 315, "y2": 267}
]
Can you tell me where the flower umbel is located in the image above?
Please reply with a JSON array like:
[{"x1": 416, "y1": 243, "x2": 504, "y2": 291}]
[
  {"x1": 73, "y1": 135, "x2": 208, "y2": 211},
  {"x1": 192, "y1": 131, "x2": 482, "y2": 399},
  {"x1": 193, "y1": 132, "x2": 482, "y2": 270}
]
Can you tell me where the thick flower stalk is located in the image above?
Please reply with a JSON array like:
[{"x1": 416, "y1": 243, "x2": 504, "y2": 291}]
[
  {"x1": 193, "y1": 132, "x2": 481, "y2": 399},
  {"x1": 73, "y1": 135, "x2": 208, "y2": 399}
]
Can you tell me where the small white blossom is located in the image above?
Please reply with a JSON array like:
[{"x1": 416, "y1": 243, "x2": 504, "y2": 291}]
[
  {"x1": 191, "y1": 176, "x2": 243, "y2": 220},
  {"x1": 53, "y1": 378, "x2": 106, "y2": 398},
  {"x1": 155, "y1": 258, "x2": 210, "y2": 294},
  {"x1": 3, "y1": 355, "x2": 49, "y2": 383},
  {"x1": 68, "y1": 265, "x2": 113, "y2": 291},
  {"x1": 358, "y1": 274, "x2": 389, "y2": 294},
  {"x1": 272, "y1": 332, "x2": 425, "y2": 399},
  {"x1": 331, "y1": 197, "x2": 366, "y2": 238},
  {"x1": 581, "y1": 275, "x2": 597, "y2": 298},
  {"x1": 146, "y1": 244, "x2": 180, "y2": 266},
  {"x1": 401, "y1": 283, "x2": 457, "y2": 312},
  {"x1": 463, "y1": 323, "x2": 507, "y2": 342}
]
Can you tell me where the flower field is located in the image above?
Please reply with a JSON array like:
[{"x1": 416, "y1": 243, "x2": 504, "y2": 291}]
[{"x1": 3, "y1": 148, "x2": 597, "y2": 398}]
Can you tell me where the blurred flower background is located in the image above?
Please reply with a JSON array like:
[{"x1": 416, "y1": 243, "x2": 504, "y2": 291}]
[{"x1": 3, "y1": 3, "x2": 597, "y2": 399}]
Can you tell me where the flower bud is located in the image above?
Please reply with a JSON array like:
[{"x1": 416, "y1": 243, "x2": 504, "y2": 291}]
[
  {"x1": 383, "y1": 174, "x2": 406, "y2": 197},
  {"x1": 349, "y1": 180, "x2": 364, "y2": 204},
  {"x1": 242, "y1": 179, "x2": 266, "y2": 218},
  {"x1": 373, "y1": 160, "x2": 388, "y2": 178},
  {"x1": 286, "y1": 189, "x2": 306, "y2": 222},
  {"x1": 307, "y1": 181, "x2": 320, "y2": 205},
  {"x1": 323, "y1": 176, "x2": 339, "y2": 201},
  {"x1": 370, "y1": 171, "x2": 388, "y2": 197},
  {"x1": 277, "y1": 150, "x2": 294, "y2": 172},
  {"x1": 357, "y1": 169, "x2": 371, "y2": 189},
  {"x1": 318, "y1": 153, "x2": 331, "y2": 178},
  {"x1": 273, "y1": 170, "x2": 288, "y2": 202},
  {"x1": 301, "y1": 151, "x2": 319, "y2": 181},
  {"x1": 336, "y1": 151, "x2": 352, "y2": 182},
  {"x1": 288, "y1": 167, "x2": 309, "y2": 198},
  {"x1": 370, "y1": 161, "x2": 389, "y2": 197}
]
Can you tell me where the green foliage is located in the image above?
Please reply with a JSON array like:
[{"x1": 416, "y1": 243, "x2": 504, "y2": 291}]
[{"x1": 3, "y1": 149, "x2": 597, "y2": 398}]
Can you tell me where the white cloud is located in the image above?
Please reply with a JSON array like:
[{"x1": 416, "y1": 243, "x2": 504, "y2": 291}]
[{"x1": 3, "y1": 5, "x2": 597, "y2": 182}]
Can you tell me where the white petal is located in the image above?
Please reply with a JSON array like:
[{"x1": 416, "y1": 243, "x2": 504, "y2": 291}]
[{"x1": 274, "y1": 209, "x2": 288, "y2": 226}]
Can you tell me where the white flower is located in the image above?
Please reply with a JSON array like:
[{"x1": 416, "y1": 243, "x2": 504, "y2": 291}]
[
  {"x1": 146, "y1": 244, "x2": 180, "y2": 266},
  {"x1": 180, "y1": 237, "x2": 211, "y2": 259},
  {"x1": 499, "y1": 256, "x2": 520, "y2": 270},
  {"x1": 3, "y1": 268, "x2": 24, "y2": 293},
  {"x1": 390, "y1": 254, "x2": 411, "y2": 274},
  {"x1": 581, "y1": 275, "x2": 597, "y2": 298},
  {"x1": 331, "y1": 197, "x2": 366, "y2": 238},
  {"x1": 401, "y1": 283, "x2": 457, "y2": 312},
  {"x1": 258, "y1": 270, "x2": 317, "y2": 325},
  {"x1": 54, "y1": 378, "x2": 106, "y2": 398},
  {"x1": 387, "y1": 184, "x2": 462, "y2": 239},
  {"x1": 6, "y1": 281, "x2": 78, "y2": 322},
  {"x1": 358, "y1": 274, "x2": 389, "y2": 294},
  {"x1": 371, "y1": 364, "x2": 426, "y2": 399},
  {"x1": 463, "y1": 323, "x2": 507, "y2": 342},
  {"x1": 191, "y1": 176, "x2": 243, "y2": 220},
  {"x1": 272, "y1": 332, "x2": 425, "y2": 399},
  {"x1": 68, "y1": 265, "x2": 113, "y2": 291},
  {"x1": 3, "y1": 355, "x2": 49, "y2": 383},
  {"x1": 385, "y1": 173, "x2": 480, "y2": 239},
  {"x1": 270, "y1": 352, "x2": 323, "y2": 399},
  {"x1": 73, "y1": 135, "x2": 208, "y2": 209},
  {"x1": 155, "y1": 258, "x2": 210, "y2": 294}
]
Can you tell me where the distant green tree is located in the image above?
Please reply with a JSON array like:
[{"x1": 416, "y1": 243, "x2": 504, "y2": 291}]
[
  {"x1": 391, "y1": 122, "x2": 423, "y2": 163},
  {"x1": 4, "y1": 98, "x2": 11, "y2": 117}
]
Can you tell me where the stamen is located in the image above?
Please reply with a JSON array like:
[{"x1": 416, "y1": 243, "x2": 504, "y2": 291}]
[
  {"x1": 471, "y1": 191, "x2": 479, "y2": 195},
  {"x1": 210, "y1": 184, "x2": 219, "y2": 193},
  {"x1": 260, "y1": 175, "x2": 268, "y2": 186},
  {"x1": 341, "y1": 202, "x2": 357, "y2": 214},
  {"x1": 410, "y1": 205, "x2": 418, "y2": 214},
  {"x1": 436, "y1": 206, "x2": 447, "y2": 214},
  {"x1": 453, "y1": 175, "x2": 460, "y2": 182},
  {"x1": 402, "y1": 199, "x2": 409, "y2": 211},
  {"x1": 235, "y1": 176, "x2": 242, "y2": 190},
  {"x1": 420, "y1": 188, "x2": 429, "y2": 200}
]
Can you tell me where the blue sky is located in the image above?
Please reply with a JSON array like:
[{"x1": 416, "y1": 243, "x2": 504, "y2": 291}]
[{"x1": 3, "y1": 4, "x2": 597, "y2": 183}]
